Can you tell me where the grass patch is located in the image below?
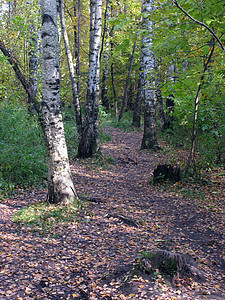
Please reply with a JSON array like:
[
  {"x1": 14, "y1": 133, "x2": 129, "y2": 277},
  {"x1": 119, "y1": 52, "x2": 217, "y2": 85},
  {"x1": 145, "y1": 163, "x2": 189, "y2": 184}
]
[
  {"x1": 106, "y1": 111, "x2": 143, "y2": 132},
  {"x1": 79, "y1": 152, "x2": 116, "y2": 171},
  {"x1": 13, "y1": 200, "x2": 81, "y2": 234}
]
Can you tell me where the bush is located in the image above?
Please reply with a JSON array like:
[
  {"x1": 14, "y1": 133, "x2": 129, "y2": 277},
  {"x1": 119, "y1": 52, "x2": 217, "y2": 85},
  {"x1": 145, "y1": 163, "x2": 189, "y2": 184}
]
[{"x1": 0, "y1": 101, "x2": 47, "y2": 192}]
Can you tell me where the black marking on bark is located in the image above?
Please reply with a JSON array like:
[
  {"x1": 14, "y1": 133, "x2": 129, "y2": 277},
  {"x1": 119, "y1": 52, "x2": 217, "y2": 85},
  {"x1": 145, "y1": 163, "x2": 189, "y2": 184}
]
[
  {"x1": 42, "y1": 14, "x2": 56, "y2": 26},
  {"x1": 41, "y1": 32, "x2": 51, "y2": 39}
]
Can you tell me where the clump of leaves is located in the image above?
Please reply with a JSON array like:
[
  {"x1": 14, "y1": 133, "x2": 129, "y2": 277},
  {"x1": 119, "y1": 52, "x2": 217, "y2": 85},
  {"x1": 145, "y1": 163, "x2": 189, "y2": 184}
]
[{"x1": 13, "y1": 200, "x2": 80, "y2": 233}]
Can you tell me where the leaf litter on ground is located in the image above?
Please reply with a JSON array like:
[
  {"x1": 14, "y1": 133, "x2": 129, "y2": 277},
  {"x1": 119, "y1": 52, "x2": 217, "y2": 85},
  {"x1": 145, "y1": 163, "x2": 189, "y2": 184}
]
[{"x1": 0, "y1": 126, "x2": 224, "y2": 299}]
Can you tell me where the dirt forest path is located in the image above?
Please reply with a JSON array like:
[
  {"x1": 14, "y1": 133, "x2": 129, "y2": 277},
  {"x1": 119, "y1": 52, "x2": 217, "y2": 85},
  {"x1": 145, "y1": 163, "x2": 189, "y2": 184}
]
[{"x1": 0, "y1": 126, "x2": 224, "y2": 299}]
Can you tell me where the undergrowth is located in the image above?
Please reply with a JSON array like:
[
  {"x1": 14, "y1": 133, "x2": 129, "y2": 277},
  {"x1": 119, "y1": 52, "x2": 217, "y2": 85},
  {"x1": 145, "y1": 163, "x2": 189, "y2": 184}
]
[
  {"x1": 107, "y1": 111, "x2": 143, "y2": 132},
  {"x1": 13, "y1": 199, "x2": 82, "y2": 235},
  {"x1": 0, "y1": 101, "x2": 47, "y2": 195}
]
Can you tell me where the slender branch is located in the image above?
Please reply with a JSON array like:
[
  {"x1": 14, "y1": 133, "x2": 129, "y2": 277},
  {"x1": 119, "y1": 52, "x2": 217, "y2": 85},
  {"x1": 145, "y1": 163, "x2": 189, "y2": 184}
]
[
  {"x1": 0, "y1": 39, "x2": 41, "y2": 115},
  {"x1": 184, "y1": 43, "x2": 215, "y2": 174},
  {"x1": 173, "y1": 0, "x2": 225, "y2": 52},
  {"x1": 100, "y1": 0, "x2": 110, "y2": 60},
  {"x1": 0, "y1": 40, "x2": 29, "y2": 94}
]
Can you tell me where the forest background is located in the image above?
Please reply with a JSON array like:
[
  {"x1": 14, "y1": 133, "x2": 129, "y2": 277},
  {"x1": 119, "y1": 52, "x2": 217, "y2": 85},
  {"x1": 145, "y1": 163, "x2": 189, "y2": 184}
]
[{"x1": 0, "y1": 0, "x2": 224, "y2": 194}]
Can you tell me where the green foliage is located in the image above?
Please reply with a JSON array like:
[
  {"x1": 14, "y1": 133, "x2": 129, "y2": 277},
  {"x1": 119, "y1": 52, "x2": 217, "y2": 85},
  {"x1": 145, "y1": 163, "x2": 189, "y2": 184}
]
[
  {"x1": 109, "y1": 111, "x2": 142, "y2": 132},
  {"x1": 153, "y1": 0, "x2": 225, "y2": 168},
  {"x1": 13, "y1": 200, "x2": 79, "y2": 234},
  {"x1": 62, "y1": 106, "x2": 79, "y2": 159},
  {"x1": 0, "y1": 101, "x2": 47, "y2": 193},
  {"x1": 99, "y1": 105, "x2": 111, "y2": 128}
]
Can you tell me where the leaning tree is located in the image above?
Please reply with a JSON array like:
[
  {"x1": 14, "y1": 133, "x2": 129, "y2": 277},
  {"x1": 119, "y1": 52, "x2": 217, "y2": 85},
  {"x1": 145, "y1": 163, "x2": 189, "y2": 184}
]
[{"x1": 41, "y1": 0, "x2": 77, "y2": 204}]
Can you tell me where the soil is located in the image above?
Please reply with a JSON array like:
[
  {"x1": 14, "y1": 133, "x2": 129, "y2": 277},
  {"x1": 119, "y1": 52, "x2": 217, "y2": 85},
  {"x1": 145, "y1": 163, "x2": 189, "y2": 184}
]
[{"x1": 0, "y1": 126, "x2": 224, "y2": 299}]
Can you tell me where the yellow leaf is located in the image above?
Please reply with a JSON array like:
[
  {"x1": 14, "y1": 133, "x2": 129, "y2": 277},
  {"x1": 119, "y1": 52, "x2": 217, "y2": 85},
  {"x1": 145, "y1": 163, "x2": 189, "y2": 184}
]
[
  {"x1": 72, "y1": 293, "x2": 78, "y2": 298},
  {"x1": 25, "y1": 287, "x2": 31, "y2": 294},
  {"x1": 120, "y1": 294, "x2": 126, "y2": 299}
]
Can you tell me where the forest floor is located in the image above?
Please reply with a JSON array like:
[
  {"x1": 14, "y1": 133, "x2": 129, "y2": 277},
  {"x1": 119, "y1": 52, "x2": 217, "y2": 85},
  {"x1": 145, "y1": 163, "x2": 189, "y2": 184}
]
[{"x1": 0, "y1": 126, "x2": 225, "y2": 300}]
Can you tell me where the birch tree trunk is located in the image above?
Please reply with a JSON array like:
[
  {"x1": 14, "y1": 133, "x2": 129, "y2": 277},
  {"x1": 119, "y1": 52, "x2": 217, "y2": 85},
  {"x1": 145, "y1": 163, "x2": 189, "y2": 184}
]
[
  {"x1": 41, "y1": 0, "x2": 77, "y2": 204},
  {"x1": 100, "y1": 0, "x2": 110, "y2": 111},
  {"x1": 59, "y1": 0, "x2": 82, "y2": 135},
  {"x1": 156, "y1": 71, "x2": 165, "y2": 130},
  {"x1": 141, "y1": 0, "x2": 158, "y2": 150},
  {"x1": 78, "y1": 0, "x2": 102, "y2": 158},
  {"x1": 74, "y1": 0, "x2": 81, "y2": 97}
]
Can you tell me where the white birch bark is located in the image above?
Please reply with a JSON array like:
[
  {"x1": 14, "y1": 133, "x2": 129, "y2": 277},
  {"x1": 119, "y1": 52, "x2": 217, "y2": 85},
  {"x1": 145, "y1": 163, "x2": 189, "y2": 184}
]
[
  {"x1": 141, "y1": 0, "x2": 158, "y2": 149},
  {"x1": 78, "y1": 0, "x2": 102, "y2": 158},
  {"x1": 41, "y1": 0, "x2": 77, "y2": 204},
  {"x1": 101, "y1": 0, "x2": 110, "y2": 111},
  {"x1": 59, "y1": 0, "x2": 82, "y2": 135}
]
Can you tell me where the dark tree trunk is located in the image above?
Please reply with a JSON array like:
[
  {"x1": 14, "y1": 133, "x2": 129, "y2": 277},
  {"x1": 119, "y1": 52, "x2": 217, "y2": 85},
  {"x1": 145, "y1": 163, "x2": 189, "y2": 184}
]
[
  {"x1": 100, "y1": 0, "x2": 110, "y2": 111},
  {"x1": 73, "y1": 0, "x2": 81, "y2": 97},
  {"x1": 132, "y1": 76, "x2": 143, "y2": 127},
  {"x1": 165, "y1": 95, "x2": 175, "y2": 129},
  {"x1": 118, "y1": 40, "x2": 137, "y2": 122},
  {"x1": 28, "y1": 19, "x2": 39, "y2": 115}
]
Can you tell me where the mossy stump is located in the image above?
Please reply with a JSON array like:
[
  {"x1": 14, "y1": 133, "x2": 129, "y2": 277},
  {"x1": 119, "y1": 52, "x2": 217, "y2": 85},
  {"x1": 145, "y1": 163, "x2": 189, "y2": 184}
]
[{"x1": 137, "y1": 250, "x2": 204, "y2": 280}]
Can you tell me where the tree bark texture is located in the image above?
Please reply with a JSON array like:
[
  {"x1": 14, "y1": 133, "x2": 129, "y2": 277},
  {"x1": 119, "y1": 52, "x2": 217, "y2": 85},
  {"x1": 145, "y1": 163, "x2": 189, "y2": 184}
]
[
  {"x1": 118, "y1": 39, "x2": 137, "y2": 122},
  {"x1": 155, "y1": 63, "x2": 165, "y2": 130},
  {"x1": 41, "y1": 0, "x2": 77, "y2": 204},
  {"x1": 101, "y1": 0, "x2": 110, "y2": 111},
  {"x1": 78, "y1": 0, "x2": 102, "y2": 158},
  {"x1": 73, "y1": 0, "x2": 81, "y2": 97},
  {"x1": 156, "y1": 86, "x2": 165, "y2": 130},
  {"x1": 110, "y1": 7, "x2": 118, "y2": 117},
  {"x1": 141, "y1": 0, "x2": 158, "y2": 149},
  {"x1": 59, "y1": 0, "x2": 82, "y2": 135}
]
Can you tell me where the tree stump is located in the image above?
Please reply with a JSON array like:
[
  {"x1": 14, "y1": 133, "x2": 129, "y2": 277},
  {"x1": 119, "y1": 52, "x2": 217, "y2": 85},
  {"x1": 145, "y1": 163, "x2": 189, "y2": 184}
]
[
  {"x1": 153, "y1": 164, "x2": 181, "y2": 183},
  {"x1": 137, "y1": 249, "x2": 204, "y2": 280}
]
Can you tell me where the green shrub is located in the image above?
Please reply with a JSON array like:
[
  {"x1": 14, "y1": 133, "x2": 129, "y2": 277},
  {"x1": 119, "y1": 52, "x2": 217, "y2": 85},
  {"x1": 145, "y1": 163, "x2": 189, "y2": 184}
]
[
  {"x1": 0, "y1": 101, "x2": 47, "y2": 192},
  {"x1": 109, "y1": 111, "x2": 141, "y2": 132}
]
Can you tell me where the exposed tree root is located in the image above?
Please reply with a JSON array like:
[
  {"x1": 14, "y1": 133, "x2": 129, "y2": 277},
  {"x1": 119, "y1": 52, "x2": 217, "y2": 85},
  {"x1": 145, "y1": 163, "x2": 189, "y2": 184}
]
[{"x1": 106, "y1": 213, "x2": 139, "y2": 228}]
